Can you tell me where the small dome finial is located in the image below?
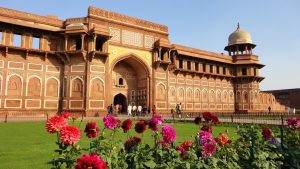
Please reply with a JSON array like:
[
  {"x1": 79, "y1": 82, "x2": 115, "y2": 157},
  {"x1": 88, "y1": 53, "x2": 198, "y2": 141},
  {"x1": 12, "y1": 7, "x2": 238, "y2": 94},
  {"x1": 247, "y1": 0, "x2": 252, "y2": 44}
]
[{"x1": 237, "y1": 22, "x2": 240, "y2": 30}]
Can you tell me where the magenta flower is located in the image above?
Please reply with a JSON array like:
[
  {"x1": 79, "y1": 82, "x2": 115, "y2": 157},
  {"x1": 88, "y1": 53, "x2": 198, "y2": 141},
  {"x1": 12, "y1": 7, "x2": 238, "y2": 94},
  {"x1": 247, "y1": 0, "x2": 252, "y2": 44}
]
[
  {"x1": 148, "y1": 115, "x2": 164, "y2": 131},
  {"x1": 103, "y1": 115, "x2": 119, "y2": 129},
  {"x1": 286, "y1": 117, "x2": 300, "y2": 130},
  {"x1": 75, "y1": 154, "x2": 107, "y2": 169},
  {"x1": 161, "y1": 125, "x2": 176, "y2": 144},
  {"x1": 199, "y1": 130, "x2": 216, "y2": 145}
]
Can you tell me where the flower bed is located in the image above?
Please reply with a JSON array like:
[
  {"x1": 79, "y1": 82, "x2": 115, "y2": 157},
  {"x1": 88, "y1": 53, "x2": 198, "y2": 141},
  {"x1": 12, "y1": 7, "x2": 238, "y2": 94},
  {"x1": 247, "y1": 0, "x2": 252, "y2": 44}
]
[{"x1": 46, "y1": 112, "x2": 300, "y2": 169}]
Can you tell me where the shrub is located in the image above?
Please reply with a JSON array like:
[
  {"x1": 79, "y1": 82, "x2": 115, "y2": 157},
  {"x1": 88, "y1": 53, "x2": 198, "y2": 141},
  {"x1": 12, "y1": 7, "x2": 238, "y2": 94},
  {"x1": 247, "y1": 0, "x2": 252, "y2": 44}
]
[{"x1": 46, "y1": 113, "x2": 300, "y2": 169}]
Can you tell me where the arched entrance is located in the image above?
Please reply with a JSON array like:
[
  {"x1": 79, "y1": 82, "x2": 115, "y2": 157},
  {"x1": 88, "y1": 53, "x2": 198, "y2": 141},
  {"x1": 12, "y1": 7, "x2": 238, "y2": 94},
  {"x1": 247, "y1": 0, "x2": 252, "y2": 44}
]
[
  {"x1": 110, "y1": 53, "x2": 151, "y2": 111},
  {"x1": 113, "y1": 93, "x2": 127, "y2": 114}
]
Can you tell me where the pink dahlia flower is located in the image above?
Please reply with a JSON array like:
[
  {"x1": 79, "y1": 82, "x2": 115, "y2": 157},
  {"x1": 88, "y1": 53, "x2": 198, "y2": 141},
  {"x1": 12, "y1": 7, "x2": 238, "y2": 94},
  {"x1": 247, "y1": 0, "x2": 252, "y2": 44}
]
[
  {"x1": 286, "y1": 117, "x2": 300, "y2": 130},
  {"x1": 103, "y1": 115, "x2": 119, "y2": 129},
  {"x1": 84, "y1": 122, "x2": 99, "y2": 138},
  {"x1": 161, "y1": 125, "x2": 176, "y2": 144},
  {"x1": 148, "y1": 115, "x2": 164, "y2": 131},
  {"x1": 45, "y1": 115, "x2": 67, "y2": 134},
  {"x1": 199, "y1": 130, "x2": 216, "y2": 145},
  {"x1": 75, "y1": 154, "x2": 107, "y2": 169},
  {"x1": 60, "y1": 126, "x2": 81, "y2": 145}
]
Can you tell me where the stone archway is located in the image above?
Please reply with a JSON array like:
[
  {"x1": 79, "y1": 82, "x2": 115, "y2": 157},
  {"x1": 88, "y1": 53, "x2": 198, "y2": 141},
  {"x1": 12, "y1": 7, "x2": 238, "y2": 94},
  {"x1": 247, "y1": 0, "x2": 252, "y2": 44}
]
[
  {"x1": 110, "y1": 53, "x2": 151, "y2": 110},
  {"x1": 113, "y1": 93, "x2": 127, "y2": 114}
]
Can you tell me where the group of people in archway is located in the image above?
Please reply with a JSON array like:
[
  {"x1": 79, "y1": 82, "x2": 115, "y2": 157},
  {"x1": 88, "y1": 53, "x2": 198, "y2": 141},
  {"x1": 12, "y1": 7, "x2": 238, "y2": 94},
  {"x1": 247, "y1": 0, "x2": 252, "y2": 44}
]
[{"x1": 107, "y1": 104, "x2": 151, "y2": 117}]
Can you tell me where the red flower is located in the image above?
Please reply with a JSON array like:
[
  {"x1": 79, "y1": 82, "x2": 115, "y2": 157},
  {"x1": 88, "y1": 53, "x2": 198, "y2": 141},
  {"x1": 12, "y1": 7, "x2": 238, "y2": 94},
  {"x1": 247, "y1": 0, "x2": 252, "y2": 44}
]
[
  {"x1": 203, "y1": 143, "x2": 216, "y2": 156},
  {"x1": 124, "y1": 136, "x2": 142, "y2": 152},
  {"x1": 135, "y1": 121, "x2": 147, "y2": 134},
  {"x1": 201, "y1": 124, "x2": 213, "y2": 133},
  {"x1": 203, "y1": 112, "x2": 213, "y2": 122},
  {"x1": 194, "y1": 117, "x2": 202, "y2": 125},
  {"x1": 176, "y1": 146, "x2": 187, "y2": 158},
  {"x1": 211, "y1": 116, "x2": 219, "y2": 125},
  {"x1": 84, "y1": 122, "x2": 99, "y2": 138},
  {"x1": 45, "y1": 115, "x2": 67, "y2": 134},
  {"x1": 60, "y1": 126, "x2": 81, "y2": 145},
  {"x1": 202, "y1": 112, "x2": 219, "y2": 125},
  {"x1": 121, "y1": 119, "x2": 133, "y2": 133},
  {"x1": 262, "y1": 128, "x2": 272, "y2": 140},
  {"x1": 75, "y1": 154, "x2": 107, "y2": 169},
  {"x1": 216, "y1": 133, "x2": 229, "y2": 146},
  {"x1": 180, "y1": 140, "x2": 193, "y2": 151}
]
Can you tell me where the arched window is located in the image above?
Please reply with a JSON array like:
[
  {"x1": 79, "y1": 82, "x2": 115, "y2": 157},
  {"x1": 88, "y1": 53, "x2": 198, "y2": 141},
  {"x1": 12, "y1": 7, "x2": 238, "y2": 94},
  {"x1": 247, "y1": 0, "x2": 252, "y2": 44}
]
[
  {"x1": 119, "y1": 78, "x2": 124, "y2": 85},
  {"x1": 222, "y1": 91, "x2": 228, "y2": 102},
  {"x1": 90, "y1": 78, "x2": 104, "y2": 99},
  {"x1": 46, "y1": 78, "x2": 58, "y2": 97},
  {"x1": 209, "y1": 90, "x2": 215, "y2": 102},
  {"x1": 156, "y1": 83, "x2": 166, "y2": 100},
  {"x1": 178, "y1": 88, "x2": 184, "y2": 101},
  {"x1": 202, "y1": 89, "x2": 208, "y2": 102},
  {"x1": 216, "y1": 90, "x2": 221, "y2": 102},
  {"x1": 71, "y1": 78, "x2": 83, "y2": 97},
  {"x1": 7, "y1": 75, "x2": 22, "y2": 96},
  {"x1": 187, "y1": 88, "x2": 193, "y2": 102},
  {"x1": 243, "y1": 91, "x2": 248, "y2": 103},
  {"x1": 194, "y1": 89, "x2": 201, "y2": 102},
  {"x1": 237, "y1": 91, "x2": 241, "y2": 102},
  {"x1": 27, "y1": 76, "x2": 41, "y2": 96}
]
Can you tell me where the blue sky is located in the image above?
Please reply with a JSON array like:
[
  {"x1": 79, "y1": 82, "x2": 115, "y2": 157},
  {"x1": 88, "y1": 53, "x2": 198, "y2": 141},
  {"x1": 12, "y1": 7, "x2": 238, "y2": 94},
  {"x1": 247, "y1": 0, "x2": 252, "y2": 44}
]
[{"x1": 1, "y1": 0, "x2": 299, "y2": 90}]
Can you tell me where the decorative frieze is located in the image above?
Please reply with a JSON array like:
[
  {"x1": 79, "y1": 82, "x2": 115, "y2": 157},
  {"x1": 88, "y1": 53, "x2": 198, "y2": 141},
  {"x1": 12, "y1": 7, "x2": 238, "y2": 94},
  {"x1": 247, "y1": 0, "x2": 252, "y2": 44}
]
[
  {"x1": 122, "y1": 30, "x2": 143, "y2": 47},
  {"x1": 109, "y1": 27, "x2": 121, "y2": 43}
]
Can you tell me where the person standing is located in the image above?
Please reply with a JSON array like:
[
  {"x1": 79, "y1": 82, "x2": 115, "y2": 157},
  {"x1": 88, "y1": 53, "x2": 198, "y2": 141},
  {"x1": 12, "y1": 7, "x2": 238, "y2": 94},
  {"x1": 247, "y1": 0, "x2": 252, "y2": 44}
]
[
  {"x1": 133, "y1": 104, "x2": 137, "y2": 116},
  {"x1": 152, "y1": 104, "x2": 157, "y2": 117},
  {"x1": 293, "y1": 108, "x2": 296, "y2": 114},
  {"x1": 137, "y1": 105, "x2": 142, "y2": 116},
  {"x1": 119, "y1": 104, "x2": 122, "y2": 114},
  {"x1": 107, "y1": 104, "x2": 111, "y2": 115},
  {"x1": 110, "y1": 104, "x2": 114, "y2": 115},
  {"x1": 178, "y1": 102, "x2": 182, "y2": 118},
  {"x1": 127, "y1": 104, "x2": 132, "y2": 116},
  {"x1": 115, "y1": 104, "x2": 119, "y2": 115}
]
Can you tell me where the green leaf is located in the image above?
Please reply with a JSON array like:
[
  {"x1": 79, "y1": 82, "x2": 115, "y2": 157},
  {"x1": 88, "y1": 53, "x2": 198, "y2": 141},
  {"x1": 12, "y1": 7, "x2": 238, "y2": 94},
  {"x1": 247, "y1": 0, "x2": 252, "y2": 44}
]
[{"x1": 143, "y1": 160, "x2": 156, "y2": 168}]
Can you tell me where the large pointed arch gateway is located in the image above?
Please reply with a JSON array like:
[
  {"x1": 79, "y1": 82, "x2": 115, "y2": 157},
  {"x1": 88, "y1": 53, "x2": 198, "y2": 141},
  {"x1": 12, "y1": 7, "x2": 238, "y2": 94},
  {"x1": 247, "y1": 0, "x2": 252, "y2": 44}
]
[{"x1": 109, "y1": 53, "x2": 151, "y2": 114}]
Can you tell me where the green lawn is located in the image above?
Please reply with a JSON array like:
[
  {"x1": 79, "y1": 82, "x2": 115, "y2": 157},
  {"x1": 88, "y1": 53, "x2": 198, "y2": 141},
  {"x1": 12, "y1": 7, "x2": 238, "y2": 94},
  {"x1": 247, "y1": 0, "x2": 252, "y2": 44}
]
[{"x1": 0, "y1": 120, "x2": 238, "y2": 169}]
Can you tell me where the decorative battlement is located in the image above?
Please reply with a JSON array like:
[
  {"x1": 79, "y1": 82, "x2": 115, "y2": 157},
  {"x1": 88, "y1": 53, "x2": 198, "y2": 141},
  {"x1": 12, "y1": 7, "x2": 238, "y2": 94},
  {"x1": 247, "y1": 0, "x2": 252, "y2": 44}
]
[
  {"x1": 88, "y1": 6, "x2": 168, "y2": 34},
  {"x1": 0, "y1": 7, "x2": 64, "y2": 27}
]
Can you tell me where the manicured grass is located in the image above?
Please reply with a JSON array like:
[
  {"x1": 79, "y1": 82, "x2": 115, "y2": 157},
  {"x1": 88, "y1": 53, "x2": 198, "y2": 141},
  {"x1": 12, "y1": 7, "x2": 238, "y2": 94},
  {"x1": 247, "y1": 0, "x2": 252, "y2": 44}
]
[{"x1": 0, "y1": 120, "x2": 238, "y2": 169}]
